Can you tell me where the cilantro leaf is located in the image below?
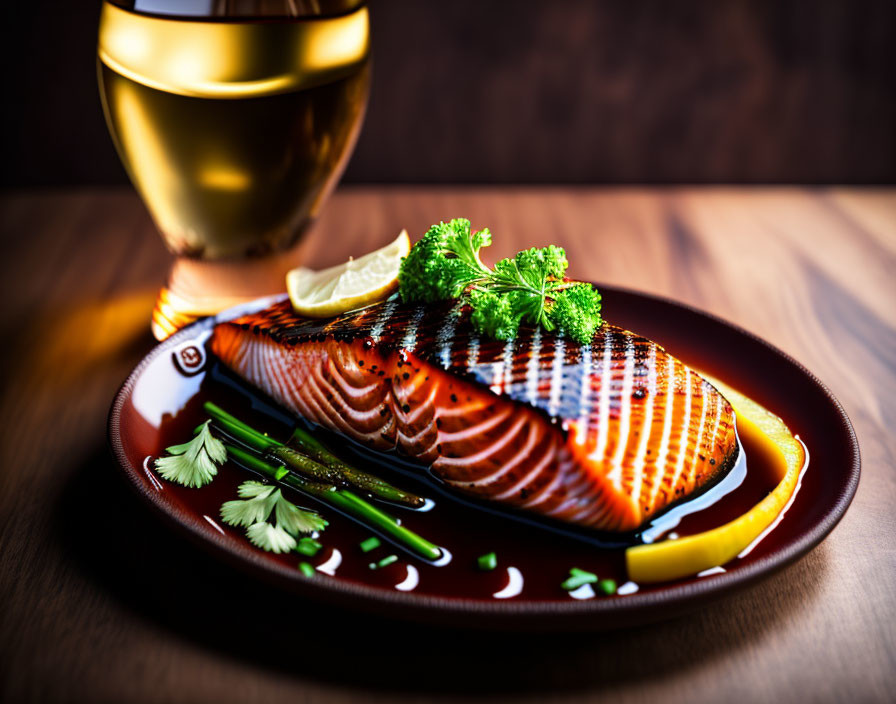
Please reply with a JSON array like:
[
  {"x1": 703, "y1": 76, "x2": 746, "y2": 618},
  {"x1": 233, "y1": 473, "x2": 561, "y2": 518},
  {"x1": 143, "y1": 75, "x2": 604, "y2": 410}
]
[
  {"x1": 246, "y1": 521, "x2": 297, "y2": 554},
  {"x1": 275, "y1": 494, "x2": 328, "y2": 534},
  {"x1": 220, "y1": 481, "x2": 327, "y2": 554},
  {"x1": 154, "y1": 420, "x2": 226, "y2": 488},
  {"x1": 220, "y1": 484, "x2": 277, "y2": 527}
]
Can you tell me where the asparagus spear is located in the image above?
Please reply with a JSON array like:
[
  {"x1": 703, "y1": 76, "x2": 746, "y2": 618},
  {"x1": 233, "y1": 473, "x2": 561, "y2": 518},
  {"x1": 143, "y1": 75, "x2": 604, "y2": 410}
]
[
  {"x1": 224, "y1": 443, "x2": 441, "y2": 561},
  {"x1": 287, "y1": 426, "x2": 424, "y2": 508},
  {"x1": 203, "y1": 401, "x2": 424, "y2": 508}
]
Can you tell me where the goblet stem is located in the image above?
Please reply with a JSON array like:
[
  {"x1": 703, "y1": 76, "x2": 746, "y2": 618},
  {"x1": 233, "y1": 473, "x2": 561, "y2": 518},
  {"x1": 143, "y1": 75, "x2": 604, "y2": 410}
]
[{"x1": 150, "y1": 244, "x2": 306, "y2": 340}]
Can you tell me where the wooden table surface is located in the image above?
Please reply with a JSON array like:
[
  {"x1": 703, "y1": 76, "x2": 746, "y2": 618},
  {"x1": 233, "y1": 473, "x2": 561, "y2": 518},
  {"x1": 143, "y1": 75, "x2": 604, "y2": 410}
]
[{"x1": 1, "y1": 187, "x2": 894, "y2": 703}]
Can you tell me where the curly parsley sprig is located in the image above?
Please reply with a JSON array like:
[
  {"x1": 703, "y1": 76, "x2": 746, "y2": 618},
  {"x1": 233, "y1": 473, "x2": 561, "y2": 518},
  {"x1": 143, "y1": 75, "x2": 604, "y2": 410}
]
[{"x1": 398, "y1": 219, "x2": 602, "y2": 344}]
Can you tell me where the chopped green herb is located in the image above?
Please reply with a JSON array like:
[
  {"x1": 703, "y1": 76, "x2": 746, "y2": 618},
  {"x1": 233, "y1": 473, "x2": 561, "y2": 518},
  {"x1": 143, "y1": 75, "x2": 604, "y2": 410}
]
[
  {"x1": 398, "y1": 218, "x2": 602, "y2": 344},
  {"x1": 296, "y1": 537, "x2": 323, "y2": 557},
  {"x1": 154, "y1": 420, "x2": 226, "y2": 488},
  {"x1": 377, "y1": 554, "x2": 398, "y2": 568},
  {"x1": 298, "y1": 562, "x2": 316, "y2": 578},
  {"x1": 359, "y1": 536, "x2": 381, "y2": 553},
  {"x1": 597, "y1": 578, "x2": 617, "y2": 596},
  {"x1": 369, "y1": 554, "x2": 398, "y2": 569},
  {"x1": 561, "y1": 567, "x2": 599, "y2": 591},
  {"x1": 477, "y1": 552, "x2": 498, "y2": 571}
]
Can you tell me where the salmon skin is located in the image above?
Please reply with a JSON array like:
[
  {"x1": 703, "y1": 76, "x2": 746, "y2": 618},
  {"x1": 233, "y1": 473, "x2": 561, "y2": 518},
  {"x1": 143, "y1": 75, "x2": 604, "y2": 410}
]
[{"x1": 211, "y1": 298, "x2": 737, "y2": 532}]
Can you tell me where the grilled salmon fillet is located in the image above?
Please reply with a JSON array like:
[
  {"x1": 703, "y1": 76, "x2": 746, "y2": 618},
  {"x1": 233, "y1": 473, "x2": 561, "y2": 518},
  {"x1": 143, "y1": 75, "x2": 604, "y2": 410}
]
[{"x1": 211, "y1": 298, "x2": 737, "y2": 532}]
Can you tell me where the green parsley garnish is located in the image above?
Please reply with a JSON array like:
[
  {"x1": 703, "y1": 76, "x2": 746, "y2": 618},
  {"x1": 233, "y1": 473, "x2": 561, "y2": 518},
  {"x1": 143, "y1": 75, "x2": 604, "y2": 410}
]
[
  {"x1": 220, "y1": 480, "x2": 327, "y2": 554},
  {"x1": 154, "y1": 420, "x2": 226, "y2": 488},
  {"x1": 398, "y1": 218, "x2": 602, "y2": 344},
  {"x1": 298, "y1": 562, "x2": 316, "y2": 578}
]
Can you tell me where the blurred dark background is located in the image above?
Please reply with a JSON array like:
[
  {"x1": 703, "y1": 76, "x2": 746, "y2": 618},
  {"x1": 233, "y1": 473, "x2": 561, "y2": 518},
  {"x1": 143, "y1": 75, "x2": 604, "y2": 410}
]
[{"x1": 2, "y1": 0, "x2": 894, "y2": 188}]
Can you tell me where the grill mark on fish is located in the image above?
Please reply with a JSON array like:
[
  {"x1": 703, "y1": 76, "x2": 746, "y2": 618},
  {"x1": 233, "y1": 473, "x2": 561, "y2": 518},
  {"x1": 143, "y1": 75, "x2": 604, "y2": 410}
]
[
  {"x1": 628, "y1": 343, "x2": 658, "y2": 513},
  {"x1": 369, "y1": 298, "x2": 398, "y2": 342},
  {"x1": 591, "y1": 332, "x2": 614, "y2": 463},
  {"x1": 499, "y1": 338, "x2": 515, "y2": 395},
  {"x1": 574, "y1": 344, "x2": 592, "y2": 444},
  {"x1": 434, "y1": 301, "x2": 464, "y2": 369},
  {"x1": 606, "y1": 337, "x2": 635, "y2": 490},
  {"x1": 687, "y1": 382, "x2": 710, "y2": 491},
  {"x1": 211, "y1": 298, "x2": 737, "y2": 532},
  {"x1": 668, "y1": 367, "x2": 693, "y2": 500},
  {"x1": 400, "y1": 306, "x2": 426, "y2": 351},
  {"x1": 466, "y1": 336, "x2": 480, "y2": 375},
  {"x1": 648, "y1": 353, "x2": 678, "y2": 509},
  {"x1": 548, "y1": 335, "x2": 566, "y2": 418},
  {"x1": 525, "y1": 327, "x2": 542, "y2": 406}
]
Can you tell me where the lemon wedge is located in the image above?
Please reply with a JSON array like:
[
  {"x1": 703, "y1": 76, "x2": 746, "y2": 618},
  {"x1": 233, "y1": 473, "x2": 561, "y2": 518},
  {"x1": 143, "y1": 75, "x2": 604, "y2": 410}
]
[
  {"x1": 287, "y1": 230, "x2": 410, "y2": 318},
  {"x1": 625, "y1": 378, "x2": 806, "y2": 584}
]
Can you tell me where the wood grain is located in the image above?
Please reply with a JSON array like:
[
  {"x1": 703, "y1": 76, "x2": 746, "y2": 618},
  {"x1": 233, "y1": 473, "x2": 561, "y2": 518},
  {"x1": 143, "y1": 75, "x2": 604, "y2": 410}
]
[{"x1": 0, "y1": 187, "x2": 894, "y2": 703}]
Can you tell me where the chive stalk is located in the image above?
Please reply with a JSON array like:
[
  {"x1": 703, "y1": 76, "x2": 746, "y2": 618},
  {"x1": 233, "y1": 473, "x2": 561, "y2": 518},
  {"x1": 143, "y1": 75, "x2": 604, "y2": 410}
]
[
  {"x1": 370, "y1": 554, "x2": 398, "y2": 570},
  {"x1": 377, "y1": 554, "x2": 398, "y2": 568},
  {"x1": 203, "y1": 404, "x2": 277, "y2": 450},
  {"x1": 222, "y1": 442, "x2": 441, "y2": 561},
  {"x1": 296, "y1": 537, "x2": 322, "y2": 557},
  {"x1": 359, "y1": 536, "x2": 381, "y2": 553}
]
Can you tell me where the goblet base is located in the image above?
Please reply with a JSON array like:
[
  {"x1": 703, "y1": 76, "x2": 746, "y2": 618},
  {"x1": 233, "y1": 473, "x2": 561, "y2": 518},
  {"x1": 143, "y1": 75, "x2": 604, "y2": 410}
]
[{"x1": 150, "y1": 247, "x2": 305, "y2": 340}]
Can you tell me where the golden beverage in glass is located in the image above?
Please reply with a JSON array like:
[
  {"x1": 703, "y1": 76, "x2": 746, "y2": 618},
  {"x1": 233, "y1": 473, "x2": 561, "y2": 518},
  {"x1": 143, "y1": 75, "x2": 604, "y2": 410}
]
[{"x1": 97, "y1": 0, "x2": 370, "y2": 339}]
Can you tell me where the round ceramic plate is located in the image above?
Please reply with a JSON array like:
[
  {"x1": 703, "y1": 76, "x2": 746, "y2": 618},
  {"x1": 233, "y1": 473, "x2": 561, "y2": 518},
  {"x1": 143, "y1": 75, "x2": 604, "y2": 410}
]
[{"x1": 108, "y1": 287, "x2": 859, "y2": 630}]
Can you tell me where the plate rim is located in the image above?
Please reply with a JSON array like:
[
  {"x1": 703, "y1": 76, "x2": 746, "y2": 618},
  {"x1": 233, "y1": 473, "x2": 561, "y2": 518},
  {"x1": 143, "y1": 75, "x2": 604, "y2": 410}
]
[{"x1": 107, "y1": 286, "x2": 861, "y2": 627}]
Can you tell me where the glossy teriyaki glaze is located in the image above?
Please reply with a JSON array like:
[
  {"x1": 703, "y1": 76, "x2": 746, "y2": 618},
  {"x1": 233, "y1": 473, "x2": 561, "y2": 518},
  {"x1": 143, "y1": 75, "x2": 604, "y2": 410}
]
[
  {"x1": 211, "y1": 299, "x2": 737, "y2": 533},
  {"x1": 137, "y1": 356, "x2": 785, "y2": 602}
]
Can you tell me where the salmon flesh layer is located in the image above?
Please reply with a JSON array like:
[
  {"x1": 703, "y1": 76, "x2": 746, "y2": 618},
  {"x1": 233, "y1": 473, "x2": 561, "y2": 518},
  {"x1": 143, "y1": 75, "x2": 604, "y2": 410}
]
[{"x1": 211, "y1": 298, "x2": 737, "y2": 532}]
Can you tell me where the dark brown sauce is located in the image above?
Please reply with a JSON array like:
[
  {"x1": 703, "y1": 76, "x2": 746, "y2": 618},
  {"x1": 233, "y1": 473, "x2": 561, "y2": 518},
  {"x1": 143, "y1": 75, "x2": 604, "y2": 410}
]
[{"x1": 141, "y1": 354, "x2": 791, "y2": 602}]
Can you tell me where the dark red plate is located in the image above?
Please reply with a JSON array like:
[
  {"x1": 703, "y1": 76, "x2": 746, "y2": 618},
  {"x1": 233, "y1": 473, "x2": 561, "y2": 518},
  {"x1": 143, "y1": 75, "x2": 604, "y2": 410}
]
[{"x1": 108, "y1": 287, "x2": 859, "y2": 630}]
